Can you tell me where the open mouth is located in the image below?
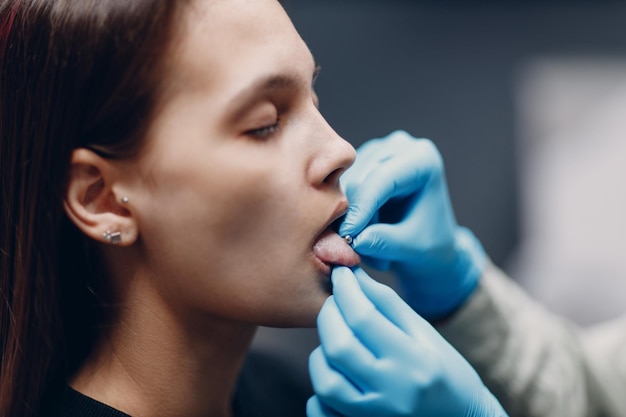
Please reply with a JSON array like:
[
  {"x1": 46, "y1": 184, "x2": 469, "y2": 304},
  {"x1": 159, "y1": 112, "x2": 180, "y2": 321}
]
[{"x1": 312, "y1": 216, "x2": 360, "y2": 272}]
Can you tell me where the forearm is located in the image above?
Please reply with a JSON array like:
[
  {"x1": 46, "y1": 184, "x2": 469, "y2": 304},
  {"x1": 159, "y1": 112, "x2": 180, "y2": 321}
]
[{"x1": 438, "y1": 262, "x2": 626, "y2": 417}]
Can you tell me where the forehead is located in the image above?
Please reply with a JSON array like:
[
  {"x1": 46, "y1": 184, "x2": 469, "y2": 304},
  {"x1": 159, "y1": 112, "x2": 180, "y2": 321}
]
[{"x1": 167, "y1": 0, "x2": 314, "y2": 97}]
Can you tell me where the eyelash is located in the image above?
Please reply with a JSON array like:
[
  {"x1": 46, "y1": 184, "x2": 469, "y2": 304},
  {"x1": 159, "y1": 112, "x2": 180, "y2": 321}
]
[{"x1": 246, "y1": 118, "x2": 280, "y2": 139}]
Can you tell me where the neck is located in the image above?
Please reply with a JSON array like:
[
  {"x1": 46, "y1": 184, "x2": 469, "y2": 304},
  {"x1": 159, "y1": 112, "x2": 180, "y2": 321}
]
[{"x1": 71, "y1": 272, "x2": 257, "y2": 417}]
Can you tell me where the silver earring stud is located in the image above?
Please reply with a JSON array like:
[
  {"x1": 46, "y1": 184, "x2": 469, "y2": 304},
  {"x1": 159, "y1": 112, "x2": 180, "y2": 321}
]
[
  {"x1": 343, "y1": 235, "x2": 353, "y2": 246},
  {"x1": 102, "y1": 230, "x2": 122, "y2": 244},
  {"x1": 121, "y1": 196, "x2": 129, "y2": 204}
]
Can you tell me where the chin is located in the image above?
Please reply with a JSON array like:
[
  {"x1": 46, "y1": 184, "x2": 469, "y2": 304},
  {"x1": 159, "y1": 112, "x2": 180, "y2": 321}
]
[
  {"x1": 260, "y1": 314, "x2": 318, "y2": 329},
  {"x1": 264, "y1": 297, "x2": 327, "y2": 328}
]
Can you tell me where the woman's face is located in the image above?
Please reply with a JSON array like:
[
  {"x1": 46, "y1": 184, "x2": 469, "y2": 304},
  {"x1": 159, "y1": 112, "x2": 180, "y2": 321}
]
[{"x1": 126, "y1": 0, "x2": 357, "y2": 327}]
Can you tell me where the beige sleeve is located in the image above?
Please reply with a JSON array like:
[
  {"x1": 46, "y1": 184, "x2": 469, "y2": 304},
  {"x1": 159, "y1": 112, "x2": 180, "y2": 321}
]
[{"x1": 437, "y1": 262, "x2": 626, "y2": 417}]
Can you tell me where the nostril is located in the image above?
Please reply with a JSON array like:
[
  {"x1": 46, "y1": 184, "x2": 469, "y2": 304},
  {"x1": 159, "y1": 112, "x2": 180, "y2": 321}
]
[{"x1": 323, "y1": 167, "x2": 344, "y2": 185}]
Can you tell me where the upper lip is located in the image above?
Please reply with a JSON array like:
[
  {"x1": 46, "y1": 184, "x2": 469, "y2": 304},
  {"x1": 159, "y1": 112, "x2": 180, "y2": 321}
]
[{"x1": 317, "y1": 198, "x2": 349, "y2": 239}]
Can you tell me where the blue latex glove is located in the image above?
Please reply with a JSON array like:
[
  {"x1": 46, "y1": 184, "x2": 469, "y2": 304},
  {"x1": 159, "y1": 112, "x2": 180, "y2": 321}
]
[
  {"x1": 339, "y1": 130, "x2": 486, "y2": 319},
  {"x1": 307, "y1": 267, "x2": 507, "y2": 417}
]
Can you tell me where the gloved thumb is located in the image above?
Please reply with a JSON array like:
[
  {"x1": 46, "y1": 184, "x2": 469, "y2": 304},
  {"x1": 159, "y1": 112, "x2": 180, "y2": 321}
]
[
  {"x1": 307, "y1": 396, "x2": 342, "y2": 417},
  {"x1": 351, "y1": 268, "x2": 427, "y2": 340},
  {"x1": 351, "y1": 223, "x2": 407, "y2": 260}
]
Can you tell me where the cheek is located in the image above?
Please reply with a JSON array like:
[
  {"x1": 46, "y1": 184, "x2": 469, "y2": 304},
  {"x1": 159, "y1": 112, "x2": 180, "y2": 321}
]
[
  {"x1": 138, "y1": 159, "x2": 307, "y2": 276},
  {"x1": 208, "y1": 175, "x2": 297, "y2": 247}
]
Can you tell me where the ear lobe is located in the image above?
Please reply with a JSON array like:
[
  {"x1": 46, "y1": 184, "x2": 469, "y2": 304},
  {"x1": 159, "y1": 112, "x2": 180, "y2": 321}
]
[{"x1": 64, "y1": 148, "x2": 137, "y2": 246}]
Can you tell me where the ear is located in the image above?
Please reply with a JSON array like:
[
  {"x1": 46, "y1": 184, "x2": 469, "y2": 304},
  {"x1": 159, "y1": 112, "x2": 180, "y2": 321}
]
[{"x1": 64, "y1": 148, "x2": 138, "y2": 246}]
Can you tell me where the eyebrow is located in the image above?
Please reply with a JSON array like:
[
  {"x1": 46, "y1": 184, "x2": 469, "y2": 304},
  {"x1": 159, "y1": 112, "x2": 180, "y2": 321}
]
[{"x1": 257, "y1": 64, "x2": 320, "y2": 94}]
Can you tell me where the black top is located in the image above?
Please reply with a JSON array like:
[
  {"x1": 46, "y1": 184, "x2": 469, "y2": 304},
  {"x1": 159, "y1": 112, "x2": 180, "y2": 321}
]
[
  {"x1": 40, "y1": 349, "x2": 312, "y2": 417},
  {"x1": 43, "y1": 388, "x2": 130, "y2": 417}
]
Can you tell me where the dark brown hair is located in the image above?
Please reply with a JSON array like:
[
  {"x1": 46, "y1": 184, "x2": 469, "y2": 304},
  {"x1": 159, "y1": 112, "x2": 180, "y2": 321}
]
[{"x1": 0, "y1": 1, "x2": 184, "y2": 415}]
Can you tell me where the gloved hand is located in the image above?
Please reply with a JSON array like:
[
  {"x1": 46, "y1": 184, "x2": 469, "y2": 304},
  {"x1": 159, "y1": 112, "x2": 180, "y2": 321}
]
[
  {"x1": 307, "y1": 267, "x2": 507, "y2": 417},
  {"x1": 338, "y1": 130, "x2": 486, "y2": 319}
]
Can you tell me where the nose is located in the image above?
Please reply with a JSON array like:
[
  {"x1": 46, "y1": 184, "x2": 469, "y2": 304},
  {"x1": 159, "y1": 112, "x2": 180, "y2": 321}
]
[{"x1": 307, "y1": 115, "x2": 356, "y2": 189}]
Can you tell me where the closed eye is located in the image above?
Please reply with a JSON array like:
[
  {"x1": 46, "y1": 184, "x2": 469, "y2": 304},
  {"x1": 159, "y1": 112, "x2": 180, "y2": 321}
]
[{"x1": 246, "y1": 119, "x2": 280, "y2": 139}]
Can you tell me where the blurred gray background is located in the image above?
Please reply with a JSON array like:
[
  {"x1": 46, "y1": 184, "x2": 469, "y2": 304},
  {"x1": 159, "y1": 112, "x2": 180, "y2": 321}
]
[{"x1": 252, "y1": 0, "x2": 626, "y2": 376}]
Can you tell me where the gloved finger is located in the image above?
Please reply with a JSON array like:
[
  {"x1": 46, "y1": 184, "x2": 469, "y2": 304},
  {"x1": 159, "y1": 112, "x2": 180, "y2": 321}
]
[
  {"x1": 309, "y1": 346, "x2": 362, "y2": 409},
  {"x1": 351, "y1": 189, "x2": 454, "y2": 261},
  {"x1": 316, "y1": 295, "x2": 378, "y2": 385},
  {"x1": 306, "y1": 396, "x2": 343, "y2": 417},
  {"x1": 341, "y1": 130, "x2": 433, "y2": 199},
  {"x1": 352, "y1": 268, "x2": 430, "y2": 340},
  {"x1": 340, "y1": 133, "x2": 404, "y2": 198},
  {"x1": 339, "y1": 167, "x2": 404, "y2": 237},
  {"x1": 340, "y1": 136, "x2": 444, "y2": 238},
  {"x1": 340, "y1": 144, "x2": 386, "y2": 198},
  {"x1": 358, "y1": 254, "x2": 391, "y2": 271},
  {"x1": 339, "y1": 152, "x2": 437, "y2": 238},
  {"x1": 350, "y1": 131, "x2": 417, "y2": 169},
  {"x1": 331, "y1": 267, "x2": 411, "y2": 359},
  {"x1": 351, "y1": 222, "x2": 411, "y2": 262},
  {"x1": 309, "y1": 347, "x2": 375, "y2": 417}
]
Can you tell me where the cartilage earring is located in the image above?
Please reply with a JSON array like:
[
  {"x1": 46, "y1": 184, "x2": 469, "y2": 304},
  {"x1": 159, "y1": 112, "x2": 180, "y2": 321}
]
[
  {"x1": 343, "y1": 235, "x2": 353, "y2": 245},
  {"x1": 102, "y1": 230, "x2": 122, "y2": 244}
]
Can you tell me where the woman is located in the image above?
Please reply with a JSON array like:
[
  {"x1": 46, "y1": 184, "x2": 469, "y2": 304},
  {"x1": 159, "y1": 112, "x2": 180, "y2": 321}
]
[
  {"x1": 1, "y1": 0, "x2": 510, "y2": 416},
  {"x1": 1, "y1": 0, "x2": 359, "y2": 415}
]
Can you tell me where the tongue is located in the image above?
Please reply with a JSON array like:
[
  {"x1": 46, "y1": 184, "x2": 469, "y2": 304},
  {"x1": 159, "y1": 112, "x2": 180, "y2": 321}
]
[{"x1": 313, "y1": 229, "x2": 361, "y2": 267}]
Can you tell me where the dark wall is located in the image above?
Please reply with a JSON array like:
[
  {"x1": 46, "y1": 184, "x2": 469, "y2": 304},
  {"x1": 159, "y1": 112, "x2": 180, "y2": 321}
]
[{"x1": 282, "y1": 0, "x2": 626, "y2": 266}]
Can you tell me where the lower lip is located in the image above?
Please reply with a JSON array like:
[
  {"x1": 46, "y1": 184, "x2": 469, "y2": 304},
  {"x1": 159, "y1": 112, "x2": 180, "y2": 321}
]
[{"x1": 312, "y1": 253, "x2": 332, "y2": 276}]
